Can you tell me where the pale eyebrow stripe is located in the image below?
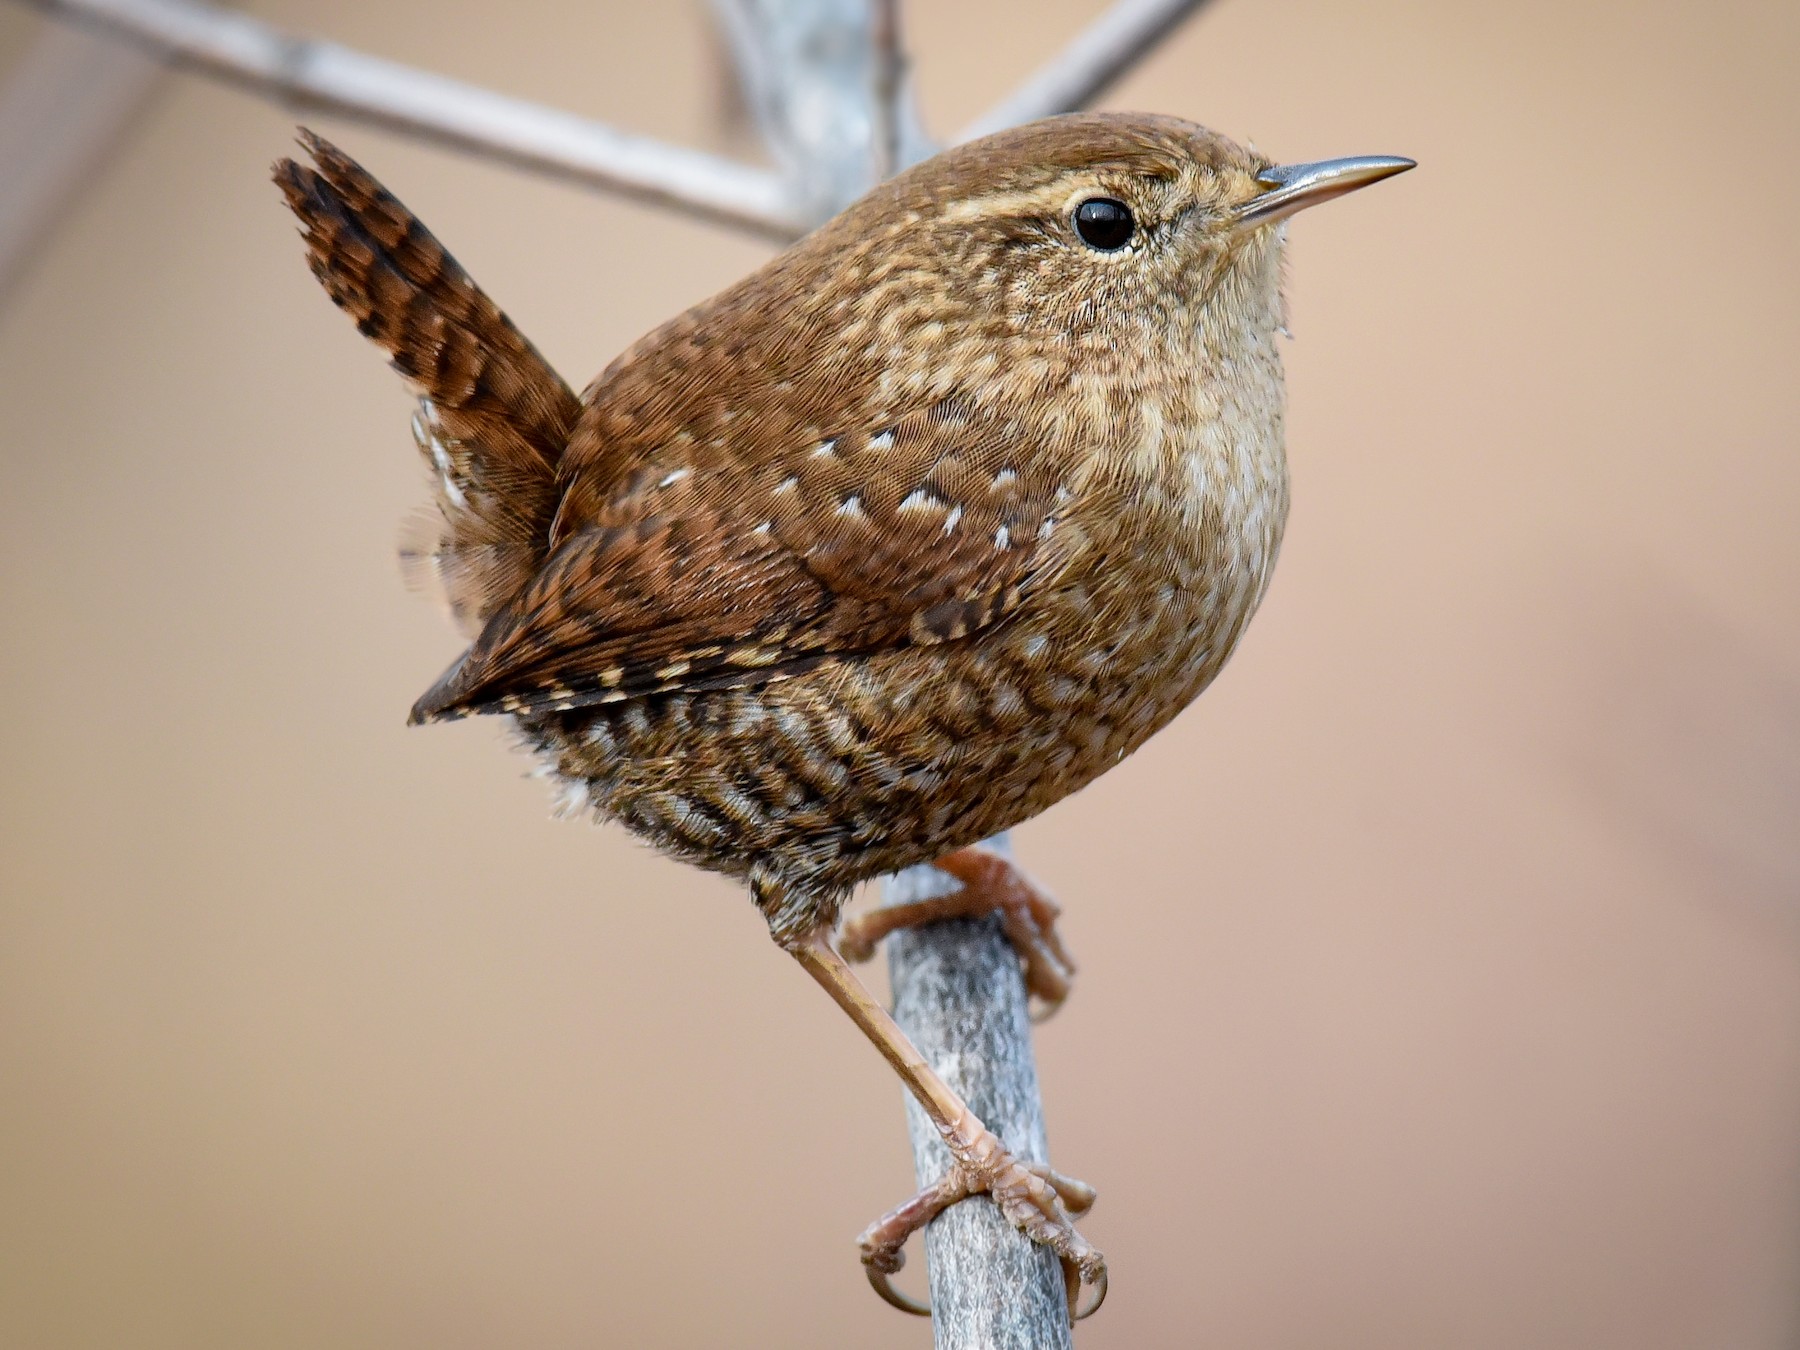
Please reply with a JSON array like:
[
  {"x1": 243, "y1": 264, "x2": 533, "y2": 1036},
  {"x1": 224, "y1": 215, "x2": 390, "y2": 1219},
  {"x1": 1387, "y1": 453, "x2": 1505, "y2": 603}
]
[{"x1": 939, "y1": 182, "x2": 1093, "y2": 223}]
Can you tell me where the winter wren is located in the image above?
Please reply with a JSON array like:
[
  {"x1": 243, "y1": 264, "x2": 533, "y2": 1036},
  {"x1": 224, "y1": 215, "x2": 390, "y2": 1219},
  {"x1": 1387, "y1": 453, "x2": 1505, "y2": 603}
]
[{"x1": 275, "y1": 112, "x2": 1411, "y2": 1320}]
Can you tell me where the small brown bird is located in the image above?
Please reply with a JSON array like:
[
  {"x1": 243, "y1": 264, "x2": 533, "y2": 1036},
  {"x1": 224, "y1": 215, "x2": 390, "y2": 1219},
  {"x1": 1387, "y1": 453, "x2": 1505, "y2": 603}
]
[{"x1": 274, "y1": 114, "x2": 1409, "y2": 1319}]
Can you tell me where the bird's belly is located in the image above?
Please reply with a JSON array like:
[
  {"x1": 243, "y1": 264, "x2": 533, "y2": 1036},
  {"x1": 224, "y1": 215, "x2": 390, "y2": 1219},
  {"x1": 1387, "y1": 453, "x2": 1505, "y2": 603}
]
[{"x1": 527, "y1": 475, "x2": 1286, "y2": 896}]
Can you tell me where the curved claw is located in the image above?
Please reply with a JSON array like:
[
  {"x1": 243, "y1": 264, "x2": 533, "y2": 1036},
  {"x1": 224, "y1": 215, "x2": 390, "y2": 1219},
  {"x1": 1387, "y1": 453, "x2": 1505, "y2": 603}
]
[
  {"x1": 867, "y1": 1238, "x2": 1106, "y2": 1325},
  {"x1": 866, "y1": 1261, "x2": 932, "y2": 1316},
  {"x1": 1074, "y1": 1262, "x2": 1109, "y2": 1320},
  {"x1": 858, "y1": 1171, "x2": 966, "y2": 1316}
]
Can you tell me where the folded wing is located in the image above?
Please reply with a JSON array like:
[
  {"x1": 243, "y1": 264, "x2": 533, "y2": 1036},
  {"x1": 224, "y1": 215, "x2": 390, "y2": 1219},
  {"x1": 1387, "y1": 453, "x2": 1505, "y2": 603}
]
[{"x1": 410, "y1": 394, "x2": 1077, "y2": 721}]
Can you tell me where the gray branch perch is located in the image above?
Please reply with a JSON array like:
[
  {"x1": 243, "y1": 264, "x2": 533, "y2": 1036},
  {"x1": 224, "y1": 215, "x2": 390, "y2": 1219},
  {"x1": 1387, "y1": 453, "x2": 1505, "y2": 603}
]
[
  {"x1": 10, "y1": 0, "x2": 1217, "y2": 1341},
  {"x1": 885, "y1": 835, "x2": 1073, "y2": 1350}
]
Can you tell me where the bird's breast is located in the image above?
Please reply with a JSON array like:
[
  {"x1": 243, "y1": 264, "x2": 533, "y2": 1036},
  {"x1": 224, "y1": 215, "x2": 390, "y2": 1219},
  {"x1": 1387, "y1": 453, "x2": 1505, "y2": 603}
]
[{"x1": 1031, "y1": 371, "x2": 1291, "y2": 751}]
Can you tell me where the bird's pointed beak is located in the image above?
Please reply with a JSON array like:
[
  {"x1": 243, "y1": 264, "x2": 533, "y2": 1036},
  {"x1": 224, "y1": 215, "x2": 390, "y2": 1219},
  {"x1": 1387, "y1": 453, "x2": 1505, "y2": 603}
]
[{"x1": 1236, "y1": 155, "x2": 1415, "y2": 227}]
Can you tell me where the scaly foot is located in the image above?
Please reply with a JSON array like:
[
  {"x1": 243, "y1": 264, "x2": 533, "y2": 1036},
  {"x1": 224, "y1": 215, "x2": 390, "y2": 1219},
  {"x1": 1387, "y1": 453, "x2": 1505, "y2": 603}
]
[
  {"x1": 840, "y1": 844, "x2": 1078, "y2": 1018},
  {"x1": 858, "y1": 1116, "x2": 1105, "y2": 1322}
]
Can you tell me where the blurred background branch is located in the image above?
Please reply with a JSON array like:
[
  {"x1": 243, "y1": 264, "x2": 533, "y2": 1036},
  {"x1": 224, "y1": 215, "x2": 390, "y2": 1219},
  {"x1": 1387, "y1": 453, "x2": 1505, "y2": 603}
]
[
  {"x1": 956, "y1": 0, "x2": 1214, "y2": 140},
  {"x1": 0, "y1": 21, "x2": 159, "y2": 302},
  {"x1": 18, "y1": 0, "x2": 809, "y2": 237}
]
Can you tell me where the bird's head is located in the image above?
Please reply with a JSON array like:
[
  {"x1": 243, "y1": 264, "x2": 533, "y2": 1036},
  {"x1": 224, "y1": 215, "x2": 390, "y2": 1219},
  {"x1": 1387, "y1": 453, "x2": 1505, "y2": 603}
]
[{"x1": 820, "y1": 112, "x2": 1412, "y2": 385}]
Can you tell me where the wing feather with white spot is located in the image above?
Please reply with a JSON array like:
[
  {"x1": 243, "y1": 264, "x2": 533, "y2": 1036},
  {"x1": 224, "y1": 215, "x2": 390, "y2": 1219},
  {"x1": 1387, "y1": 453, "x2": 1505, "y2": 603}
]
[{"x1": 408, "y1": 393, "x2": 1076, "y2": 722}]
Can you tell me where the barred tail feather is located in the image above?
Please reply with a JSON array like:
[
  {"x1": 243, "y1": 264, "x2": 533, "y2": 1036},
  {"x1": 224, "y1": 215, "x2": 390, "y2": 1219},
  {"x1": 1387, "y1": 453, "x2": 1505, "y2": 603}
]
[{"x1": 273, "y1": 129, "x2": 581, "y2": 635}]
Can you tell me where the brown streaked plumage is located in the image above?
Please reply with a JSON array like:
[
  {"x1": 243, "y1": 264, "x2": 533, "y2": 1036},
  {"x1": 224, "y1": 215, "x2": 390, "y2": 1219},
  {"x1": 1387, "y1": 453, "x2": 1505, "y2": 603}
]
[{"x1": 274, "y1": 115, "x2": 1411, "y2": 1320}]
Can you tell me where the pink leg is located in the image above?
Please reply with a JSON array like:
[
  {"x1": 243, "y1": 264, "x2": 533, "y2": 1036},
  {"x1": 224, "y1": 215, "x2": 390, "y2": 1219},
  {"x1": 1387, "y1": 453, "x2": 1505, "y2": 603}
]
[{"x1": 785, "y1": 929, "x2": 1106, "y2": 1322}]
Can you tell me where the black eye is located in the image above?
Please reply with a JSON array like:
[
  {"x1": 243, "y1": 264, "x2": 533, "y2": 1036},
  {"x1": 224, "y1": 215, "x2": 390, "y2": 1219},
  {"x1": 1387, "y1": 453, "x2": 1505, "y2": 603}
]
[{"x1": 1073, "y1": 197, "x2": 1134, "y2": 251}]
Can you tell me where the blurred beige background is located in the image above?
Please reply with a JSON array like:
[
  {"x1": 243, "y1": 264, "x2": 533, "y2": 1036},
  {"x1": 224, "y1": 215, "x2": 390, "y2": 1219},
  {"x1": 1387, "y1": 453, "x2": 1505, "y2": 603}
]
[{"x1": 3, "y1": 1, "x2": 1797, "y2": 1346}]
